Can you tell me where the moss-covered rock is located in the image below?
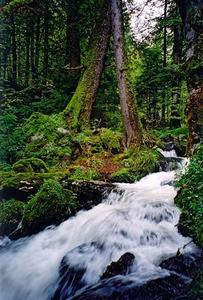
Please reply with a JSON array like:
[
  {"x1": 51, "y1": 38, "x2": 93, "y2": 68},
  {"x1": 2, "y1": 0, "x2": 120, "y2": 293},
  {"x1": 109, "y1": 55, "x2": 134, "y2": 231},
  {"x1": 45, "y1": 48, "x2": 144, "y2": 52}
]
[
  {"x1": 0, "y1": 199, "x2": 25, "y2": 236},
  {"x1": 110, "y1": 168, "x2": 140, "y2": 183},
  {"x1": 22, "y1": 179, "x2": 77, "y2": 235},
  {"x1": 111, "y1": 147, "x2": 160, "y2": 182},
  {"x1": 69, "y1": 166, "x2": 101, "y2": 181},
  {"x1": 175, "y1": 145, "x2": 203, "y2": 247},
  {"x1": 12, "y1": 158, "x2": 48, "y2": 173}
]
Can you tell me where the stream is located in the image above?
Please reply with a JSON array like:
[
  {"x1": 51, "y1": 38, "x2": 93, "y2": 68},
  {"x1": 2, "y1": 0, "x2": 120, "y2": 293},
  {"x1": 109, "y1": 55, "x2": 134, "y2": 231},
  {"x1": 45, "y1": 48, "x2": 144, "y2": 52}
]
[{"x1": 0, "y1": 151, "x2": 199, "y2": 300}]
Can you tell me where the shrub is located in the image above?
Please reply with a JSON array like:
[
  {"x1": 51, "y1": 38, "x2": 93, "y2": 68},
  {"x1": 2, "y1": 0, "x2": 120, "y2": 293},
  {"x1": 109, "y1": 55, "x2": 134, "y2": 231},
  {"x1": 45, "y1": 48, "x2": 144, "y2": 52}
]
[{"x1": 69, "y1": 167, "x2": 101, "y2": 181}]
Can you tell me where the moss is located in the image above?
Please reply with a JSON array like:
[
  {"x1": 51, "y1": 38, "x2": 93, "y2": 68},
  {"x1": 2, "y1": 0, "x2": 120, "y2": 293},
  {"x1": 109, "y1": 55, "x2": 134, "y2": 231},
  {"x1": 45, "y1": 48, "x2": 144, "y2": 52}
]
[
  {"x1": 22, "y1": 112, "x2": 72, "y2": 167},
  {"x1": 175, "y1": 145, "x2": 203, "y2": 247},
  {"x1": 22, "y1": 179, "x2": 77, "y2": 233},
  {"x1": 69, "y1": 166, "x2": 101, "y2": 181},
  {"x1": 99, "y1": 128, "x2": 122, "y2": 152},
  {"x1": 12, "y1": 158, "x2": 48, "y2": 173},
  {"x1": 110, "y1": 168, "x2": 140, "y2": 183},
  {"x1": 0, "y1": 199, "x2": 25, "y2": 235}
]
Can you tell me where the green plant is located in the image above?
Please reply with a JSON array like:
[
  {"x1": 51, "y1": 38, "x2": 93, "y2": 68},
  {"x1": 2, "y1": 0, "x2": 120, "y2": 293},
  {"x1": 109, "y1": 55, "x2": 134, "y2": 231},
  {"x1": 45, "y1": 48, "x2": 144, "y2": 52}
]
[
  {"x1": 23, "y1": 179, "x2": 77, "y2": 233},
  {"x1": 175, "y1": 146, "x2": 203, "y2": 247},
  {"x1": 0, "y1": 199, "x2": 25, "y2": 236},
  {"x1": 69, "y1": 166, "x2": 101, "y2": 181},
  {"x1": 99, "y1": 128, "x2": 122, "y2": 152},
  {"x1": 12, "y1": 158, "x2": 48, "y2": 173}
]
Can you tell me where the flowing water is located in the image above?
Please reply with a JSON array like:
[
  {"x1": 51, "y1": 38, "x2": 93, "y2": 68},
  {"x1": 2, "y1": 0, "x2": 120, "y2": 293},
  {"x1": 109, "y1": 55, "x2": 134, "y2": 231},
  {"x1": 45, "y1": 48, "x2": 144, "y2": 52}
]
[{"x1": 0, "y1": 151, "x2": 197, "y2": 300}]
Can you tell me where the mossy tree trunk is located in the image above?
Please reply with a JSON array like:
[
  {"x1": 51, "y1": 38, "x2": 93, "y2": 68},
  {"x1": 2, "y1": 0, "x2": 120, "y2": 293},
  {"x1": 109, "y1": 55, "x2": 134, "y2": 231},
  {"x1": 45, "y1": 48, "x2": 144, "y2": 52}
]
[
  {"x1": 111, "y1": 0, "x2": 142, "y2": 147},
  {"x1": 64, "y1": 3, "x2": 111, "y2": 130},
  {"x1": 176, "y1": 0, "x2": 203, "y2": 151}
]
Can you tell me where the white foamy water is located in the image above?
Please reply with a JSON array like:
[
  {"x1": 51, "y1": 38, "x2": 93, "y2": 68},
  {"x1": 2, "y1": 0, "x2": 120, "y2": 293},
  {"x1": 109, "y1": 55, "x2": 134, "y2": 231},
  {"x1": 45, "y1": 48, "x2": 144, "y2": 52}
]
[{"x1": 0, "y1": 153, "x2": 196, "y2": 300}]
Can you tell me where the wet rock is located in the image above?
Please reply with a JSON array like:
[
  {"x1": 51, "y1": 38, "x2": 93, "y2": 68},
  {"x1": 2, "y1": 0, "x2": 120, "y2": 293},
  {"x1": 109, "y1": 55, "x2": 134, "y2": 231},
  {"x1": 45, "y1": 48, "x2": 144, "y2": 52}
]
[
  {"x1": 160, "y1": 252, "x2": 203, "y2": 279},
  {"x1": 101, "y1": 253, "x2": 135, "y2": 280},
  {"x1": 63, "y1": 180, "x2": 116, "y2": 210},
  {"x1": 71, "y1": 274, "x2": 188, "y2": 300}
]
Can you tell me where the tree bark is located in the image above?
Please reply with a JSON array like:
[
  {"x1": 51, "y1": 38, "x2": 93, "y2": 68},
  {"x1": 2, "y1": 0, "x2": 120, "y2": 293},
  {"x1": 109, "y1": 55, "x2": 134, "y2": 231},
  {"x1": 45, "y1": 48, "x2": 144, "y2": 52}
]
[
  {"x1": 64, "y1": 3, "x2": 111, "y2": 130},
  {"x1": 161, "y1": 0, "x2": 168, "y2": 125},
  {"x1": 10, "y1": 15, "x2": 17, "y2": 88},
  {"x1": 25, "y1": 18, "x2": 30, "y2": 86},
  {"x1": 35, "y1": 15, "x2": 40, "y2": 79},
  {"x1": 170, "y1": 6, "x2": 183, "y2": 128},
  {"x1": 176, "y1": 0, "x2": 203, "y2": 151},
  {"x1": 43, "y1": 1, "x2": 49, "y2": 84},
  {"x1": 111, "y1": 0, "x2": 142, "y2": 147}
]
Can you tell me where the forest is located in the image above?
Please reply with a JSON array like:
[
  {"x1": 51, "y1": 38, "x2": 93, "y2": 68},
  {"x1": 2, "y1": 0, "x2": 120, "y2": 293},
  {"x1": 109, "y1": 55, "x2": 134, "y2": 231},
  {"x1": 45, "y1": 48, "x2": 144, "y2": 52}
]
[{"x1": 0, "y1": 0, "x2": 202, "y2": 299}]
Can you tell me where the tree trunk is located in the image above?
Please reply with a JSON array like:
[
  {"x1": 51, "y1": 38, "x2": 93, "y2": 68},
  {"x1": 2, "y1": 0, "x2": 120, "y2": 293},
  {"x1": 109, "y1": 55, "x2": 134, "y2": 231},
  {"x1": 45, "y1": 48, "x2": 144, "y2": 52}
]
[
  {"x1": 35, "y1": 15, "x2": 40, "y2": 79},
  {"x1": 170, "y1": 7, "x2": 183, "y2": 128},
  {"x1": 176, "y1": 0, "x2": 203, "y2": 151},
  {"x1": 25, "y1": 18, "x2": 30, "y2": 86},
  {"x1": 43, "y1": 1, "x2": 49, "y2": 84},
  {"x1": 64, "y1": 3, "x2": 111, "y2": 129},
  {"x1": 161, "y1": 0, "x2": 168, "y2": 125},
  {"x1": 111, "y1": 0, "x2": 142, "y2": 147},
  {"x1": 30, "y1": 18, "x2": 36, "y2": 81},
  {"x1": 10, "y1": 15, "x2": 17, "y2": 88},
  {"x1": 66, "y1": 0, "x2": 80, "y2": 78}
]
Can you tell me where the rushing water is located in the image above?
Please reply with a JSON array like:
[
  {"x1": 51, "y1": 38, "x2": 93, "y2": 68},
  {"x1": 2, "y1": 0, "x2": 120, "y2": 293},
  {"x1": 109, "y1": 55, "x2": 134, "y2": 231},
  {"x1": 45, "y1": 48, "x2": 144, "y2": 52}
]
[{"x1": 0, "y1": 151, "x2": 197, "y2": 300}]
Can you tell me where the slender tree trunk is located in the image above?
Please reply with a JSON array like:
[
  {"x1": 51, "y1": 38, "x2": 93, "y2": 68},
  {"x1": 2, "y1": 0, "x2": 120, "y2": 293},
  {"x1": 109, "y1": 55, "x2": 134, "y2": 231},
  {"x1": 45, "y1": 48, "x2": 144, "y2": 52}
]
[
  {"x1": 30, "y1": 18, "x2": 36, "y2": 81},
  {"x1": 176, "y1": 0, "x2": 203, "y2": 151},
  {"x1": 35, "y1": 15, "x2": 40, "y2": 79},
  {"x1": 66, "y1": 0, "x2": 80, "y2": 78},
  {"x1": 10, "y1": 15, "x2": 17, "y2": 88},
  {"x1": 64, "y1": 3, "x2": 111, "y2": 129},
  {"x1": 43, "y1": 1, "x2": 49, "y2": 84},
  {"x1": 25, "y1": 18, "x2": 30, "y2": 86},
  {"x1": 170, "y1": 11, "x2": 183, "y2": 128},
  {"x1": 111, "y1": 0, "x2": 142, "y2": 147},
  {"x1": 161, "y1": 0, "x2": 168, "y2": 125}
]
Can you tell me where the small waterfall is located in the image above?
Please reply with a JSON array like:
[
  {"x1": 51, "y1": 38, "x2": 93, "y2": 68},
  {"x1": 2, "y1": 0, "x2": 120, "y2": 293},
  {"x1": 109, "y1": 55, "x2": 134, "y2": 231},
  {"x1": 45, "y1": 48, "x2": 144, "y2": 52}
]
[{"x1": 0, "y1": 150, "x2": 197, "y2": 300}]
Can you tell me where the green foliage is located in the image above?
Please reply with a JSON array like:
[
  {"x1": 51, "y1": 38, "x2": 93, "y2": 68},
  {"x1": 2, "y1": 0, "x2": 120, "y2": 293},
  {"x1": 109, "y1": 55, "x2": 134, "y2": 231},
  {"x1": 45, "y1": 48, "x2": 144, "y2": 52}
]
[
  {"x1": 151, "y1": 126, "x2": 188, "y2": 140},
  {"x1": 175, "y1": 146, "x2": 203, "y2": 247},
  {"x1": 0, "y1": 108, "x2": 26, "y2": 166},
  {"x1": 12, "y1": 158, "x2": 48, "y2": 173},
  {"x1": 99, "y1": 128, "x2": 122, "y2": 152},
  {"x1": 110, "y1": 168, "x2": 140, "y2": 183},
  {"x1": 23, "y1": 179, "x2": 77, "y2": 232},
  {"x1": 69, "y1": 167, "x2": 101, "y2": 181},
  {"x1": 3, "y1": 0, "x2": 32, "y2": 12},
  {"x1": 0, "y1": 199, "x2": 25, "y2": 235},
  {"x1": 111, "y1": 147, "x2": 160, "y2": 183},
  {"x1": 22, "y1": 112, "x2": 72, "y2": 166}
]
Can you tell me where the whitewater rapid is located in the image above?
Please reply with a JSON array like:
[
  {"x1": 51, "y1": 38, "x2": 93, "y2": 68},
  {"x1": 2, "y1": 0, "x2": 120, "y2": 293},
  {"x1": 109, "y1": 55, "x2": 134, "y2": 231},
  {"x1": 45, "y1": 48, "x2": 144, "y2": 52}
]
[{"x1": 0, "y1": 153, "x2": 197, "y2": 300}]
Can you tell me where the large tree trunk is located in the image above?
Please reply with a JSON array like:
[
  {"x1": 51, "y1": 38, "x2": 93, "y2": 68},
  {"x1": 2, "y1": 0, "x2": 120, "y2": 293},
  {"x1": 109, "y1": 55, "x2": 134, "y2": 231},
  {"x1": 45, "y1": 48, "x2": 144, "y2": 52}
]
[
  {"x1": 176, "y1": 0, "x2": 203, "y2": 151},
  {"x1": 64, "y1": 3, "x2": 111, "y2": 130},
  {"x1": 111, "y1": 0, "x2": 142, "y2": 147}
]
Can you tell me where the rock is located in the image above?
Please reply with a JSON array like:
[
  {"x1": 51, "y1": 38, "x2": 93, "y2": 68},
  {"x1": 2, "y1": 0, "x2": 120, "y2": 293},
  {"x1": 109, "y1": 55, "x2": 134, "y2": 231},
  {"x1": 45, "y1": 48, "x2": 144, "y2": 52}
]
[
  {"x1": 101, "y1": 253, "x2": 135, "y2": 280},
  {"x1": 160, "y1": 252, "x2": 203, "y2": 279},
  {"x1": 57, "y1": 127, "x2": 69, "y2": 135},
  {"x1": 71, "y1": 274, "x2": 188, "y2": 300},
  {"x1": 62, "y1": 180, "x2": 116, "y2": 210}
]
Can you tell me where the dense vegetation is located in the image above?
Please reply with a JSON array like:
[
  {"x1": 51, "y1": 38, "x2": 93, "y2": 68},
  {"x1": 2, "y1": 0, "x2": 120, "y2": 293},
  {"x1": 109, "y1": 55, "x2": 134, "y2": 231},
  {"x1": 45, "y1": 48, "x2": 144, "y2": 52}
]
[{"x1": 0, "y1": 0, "x2": 202, "y2": 251}]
